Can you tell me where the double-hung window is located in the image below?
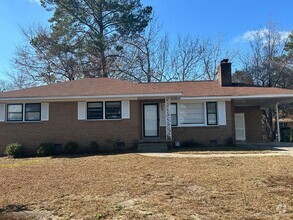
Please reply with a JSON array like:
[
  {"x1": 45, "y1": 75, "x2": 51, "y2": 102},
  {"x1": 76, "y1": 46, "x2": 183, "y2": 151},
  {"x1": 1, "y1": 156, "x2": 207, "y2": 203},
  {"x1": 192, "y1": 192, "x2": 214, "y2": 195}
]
[
  {"x1": 25, "y1": 103, "x2": 41, "y2": 121},
  {"x1": 105, "y1": 101, "x2": 121, "y2": 119},
  {"x1": 7, "y1": 103, "x2": 41, "y2": 121},
  {"x1": 87, "y1": 102, "x2": 103, "y2": 119},
  {"x1": 7, "y1": 104, "x2": 23, "y2": 121},
  {"x1": 206, "y1": 102, "x2": 217, "y2": 125},
  {"x1": 86, "y1": 101, "x2": 122, "y2": 120}
]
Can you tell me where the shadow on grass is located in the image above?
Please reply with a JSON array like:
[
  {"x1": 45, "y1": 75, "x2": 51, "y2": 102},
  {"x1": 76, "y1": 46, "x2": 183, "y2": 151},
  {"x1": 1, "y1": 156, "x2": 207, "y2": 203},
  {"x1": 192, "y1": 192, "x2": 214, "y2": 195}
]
[
  {"x1": 2, "y1": 143, "x2": 289, "y2": 159},
  {"x1": 50, "y1": 149, "x2": 137, "y2": 159},
  {"x1": 0, "y1": 204, "x2": 29, "y2": 213},
  {"x1": 0, "y1": 151, "x2": 136, "y2": 160}
]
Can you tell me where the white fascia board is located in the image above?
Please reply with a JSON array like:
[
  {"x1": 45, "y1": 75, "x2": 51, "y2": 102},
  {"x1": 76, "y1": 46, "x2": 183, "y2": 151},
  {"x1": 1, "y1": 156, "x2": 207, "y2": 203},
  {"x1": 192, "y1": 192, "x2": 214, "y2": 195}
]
[
  {"x1": 181, "y1": 97, "x2": 231, "y2": 101},
  {"x1": 1, "y1": 93, "x2": 292, "y2": 102},
  {"x1": 181, "y1": 94, "x2": 293, "y2": 100},
  {"x1": 0, "y1": 92, "x2": 182, "y2": 102}
]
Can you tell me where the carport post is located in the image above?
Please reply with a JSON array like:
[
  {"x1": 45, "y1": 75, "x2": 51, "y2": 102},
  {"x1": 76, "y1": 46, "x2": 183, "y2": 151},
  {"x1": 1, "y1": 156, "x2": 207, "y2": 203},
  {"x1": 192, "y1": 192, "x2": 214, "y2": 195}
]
[{"x1": 276, "y1": 103, "x2": 281, "y2": 142}]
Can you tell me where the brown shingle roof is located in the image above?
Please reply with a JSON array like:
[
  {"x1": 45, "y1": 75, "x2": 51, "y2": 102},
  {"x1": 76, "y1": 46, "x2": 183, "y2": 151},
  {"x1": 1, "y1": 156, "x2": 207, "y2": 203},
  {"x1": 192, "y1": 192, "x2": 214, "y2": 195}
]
[
  {"x1": 144, "y1": 81, "x2": 293, "y2": 97},
  {"x1": 0, "y1": 77, "x2": 292, "y2": 99}
]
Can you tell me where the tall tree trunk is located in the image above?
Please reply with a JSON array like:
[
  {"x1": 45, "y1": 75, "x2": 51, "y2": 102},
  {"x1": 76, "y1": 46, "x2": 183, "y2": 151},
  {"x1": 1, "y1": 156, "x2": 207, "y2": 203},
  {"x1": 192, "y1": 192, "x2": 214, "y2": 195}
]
[{"x1": 101, "y1": 50, "x2": 108, "y2": 78}]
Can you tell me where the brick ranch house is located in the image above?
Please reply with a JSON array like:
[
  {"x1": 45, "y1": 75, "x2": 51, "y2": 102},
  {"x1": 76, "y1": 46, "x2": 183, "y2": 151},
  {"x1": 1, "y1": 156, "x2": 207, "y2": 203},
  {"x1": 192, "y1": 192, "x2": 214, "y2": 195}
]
[{"x1": 0, "y1": 60, "x2": 293, "y2": 154}]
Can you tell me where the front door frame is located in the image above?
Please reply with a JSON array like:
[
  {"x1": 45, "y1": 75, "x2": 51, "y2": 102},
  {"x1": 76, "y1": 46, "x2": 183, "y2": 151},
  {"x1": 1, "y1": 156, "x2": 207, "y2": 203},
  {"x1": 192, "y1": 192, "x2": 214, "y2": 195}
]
[{"x1": 142, "y1": 103, "x2": 159, "y2": 138}]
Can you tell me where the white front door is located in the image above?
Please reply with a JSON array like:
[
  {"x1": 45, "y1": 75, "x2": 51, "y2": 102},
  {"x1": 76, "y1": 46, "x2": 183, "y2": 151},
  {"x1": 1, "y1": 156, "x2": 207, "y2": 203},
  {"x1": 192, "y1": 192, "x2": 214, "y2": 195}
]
[
  {"x1": 143, "y1": 104, "x2": 159, "y2": 137},
  {"x1": 235, "y1": 113, "x2": 246, "y2": 141}
]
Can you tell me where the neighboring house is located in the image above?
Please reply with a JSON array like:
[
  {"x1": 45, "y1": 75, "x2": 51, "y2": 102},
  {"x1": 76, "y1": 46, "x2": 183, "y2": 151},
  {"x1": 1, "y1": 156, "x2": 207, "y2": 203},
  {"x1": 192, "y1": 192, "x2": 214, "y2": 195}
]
[
  {"x1": 279, "y1": 118, "x2": 293, "y2": 129},
  {"x1": 0, "y1": 60, "x2": 293, "y2": 154}
]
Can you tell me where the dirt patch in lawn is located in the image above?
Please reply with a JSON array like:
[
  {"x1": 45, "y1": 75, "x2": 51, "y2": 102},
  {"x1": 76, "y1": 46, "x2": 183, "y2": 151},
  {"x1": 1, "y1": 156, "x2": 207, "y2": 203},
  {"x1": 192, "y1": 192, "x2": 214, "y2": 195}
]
[{"x1": 0, "y1": 154, "x2": 292, "y2": 219}]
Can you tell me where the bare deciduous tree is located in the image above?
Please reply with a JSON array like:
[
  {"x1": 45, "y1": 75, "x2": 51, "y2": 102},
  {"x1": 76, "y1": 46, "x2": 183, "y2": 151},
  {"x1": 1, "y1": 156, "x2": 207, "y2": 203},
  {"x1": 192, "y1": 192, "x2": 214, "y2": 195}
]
[
  {"x1": 0, "y1": 79, "x2": 11, "y2": 92},
  {"x1": 10, "y1": 25, "x2": 87, "y2": 85},
  {"x1": 115, "y1": 15, "x2": 172, "y2": 82},
  {"x1": 241, "y1": 24, "x2": 291, "y2": 87},
  {"x1": 170, "y1": 35, "x2": 201, "y2": 81},
  {"x1": 240, "y1": 22, "x2": 292, "y2": 140},
  {"x1": 198, "y1": 36, "x2": 239, "y2": 80}
]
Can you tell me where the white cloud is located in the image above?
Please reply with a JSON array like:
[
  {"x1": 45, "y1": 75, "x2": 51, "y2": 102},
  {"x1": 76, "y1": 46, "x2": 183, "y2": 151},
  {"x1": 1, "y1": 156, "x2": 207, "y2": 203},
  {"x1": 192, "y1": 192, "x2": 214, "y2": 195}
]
[
  {"x1": 27, "y1": 0, "x2": 41, "y2": 5},
  {"x1": 233, "y1": 28, "x2": 290, "y2": 44},
  {"x1": 242, "y1": 29, "x2": 290, "y2": 41}
]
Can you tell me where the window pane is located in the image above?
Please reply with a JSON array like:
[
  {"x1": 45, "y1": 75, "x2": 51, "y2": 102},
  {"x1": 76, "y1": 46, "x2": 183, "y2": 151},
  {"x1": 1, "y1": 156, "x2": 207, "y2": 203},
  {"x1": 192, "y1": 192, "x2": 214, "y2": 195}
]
[
  {"x1": 207, "y1": 102, "x2": 217, "y2": 113},
  {"x1": 8, "y1": 113, "x2": 23, "y2": 121},
  {"x1": 179, "y1": 103, "x2": 204, "y2": 124},
  {"x1": 171, "y1": 104, "x2": 177, "y2": 114},
  {"x1": 88, "y1": 102, "x2": 102, "y2": 108},
  {"x1": 87, "y1": 110, "x2": 103, "y2": 119},
  {"x1": 87, "y1": 102, "x2": 103, "y2": 119},
  {"x1": 8, "y1": 104, "x2": 22, "y2": 113},
  {"x1": 7, "y1": 104, "x2": 23, "y2": 121},
  {"x1": 207, "y1": 114, "x2": 217, "y2": 125},
  {"x1": 171, "y1": 115, "x2": 177, "y2": 126},
  {"x1": 106, "y1": 102, "x2": 120, "y2": 108},
  {"x1": 207, "y1": 102, "x2": 217, "y2": 125},
  {"x1": 26, "y1": 104, "x2": 41, "y2": 112},
  {"x1": 25, "y1": 104, "x2": 41, "y2": 121},
  {"x1": 105, "y1": 102, "x2": 121, "y2": 119},
  {"x1": 26, "y1": 112, "x2": 41, "y2": 121}
]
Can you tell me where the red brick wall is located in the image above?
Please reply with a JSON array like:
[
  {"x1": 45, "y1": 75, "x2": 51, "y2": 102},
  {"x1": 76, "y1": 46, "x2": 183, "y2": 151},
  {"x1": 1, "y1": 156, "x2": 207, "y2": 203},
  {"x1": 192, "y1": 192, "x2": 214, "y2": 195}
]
[
  {"x1": 0, "y1": 101, "x2": 141, "y2": 155},
  {"x1": 1, "y1": 100, "x2": 260, "y2": 154},
  {"x1": 234, "y1": 106, "x2": 263, "y2": 142},
  {"x1": 160, "y1": 101, "x2": 234, "y2": 145}
]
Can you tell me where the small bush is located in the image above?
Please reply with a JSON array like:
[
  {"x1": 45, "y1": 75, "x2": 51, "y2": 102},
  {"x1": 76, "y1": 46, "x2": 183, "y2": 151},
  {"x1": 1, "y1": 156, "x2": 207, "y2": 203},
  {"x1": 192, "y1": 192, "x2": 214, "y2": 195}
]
[
  {"x1": 65, "y1": 141, "x2": 79, "y2": 154},
  {"x1": 90, "y1": 141, "x2": 100, "y2": 154},
  {"x1": 37, "y1": 143, "x2": 54, "y2": 157},
  {"x1": 4, "y1": 143, "x2": 24, "y2": 158}
]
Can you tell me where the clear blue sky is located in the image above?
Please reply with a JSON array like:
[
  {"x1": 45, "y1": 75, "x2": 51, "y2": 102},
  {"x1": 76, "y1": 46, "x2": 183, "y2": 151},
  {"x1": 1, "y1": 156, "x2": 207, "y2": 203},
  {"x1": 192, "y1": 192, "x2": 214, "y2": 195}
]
[{"x1": 0, "y1": 0, "x2": 292, "y2": 79}]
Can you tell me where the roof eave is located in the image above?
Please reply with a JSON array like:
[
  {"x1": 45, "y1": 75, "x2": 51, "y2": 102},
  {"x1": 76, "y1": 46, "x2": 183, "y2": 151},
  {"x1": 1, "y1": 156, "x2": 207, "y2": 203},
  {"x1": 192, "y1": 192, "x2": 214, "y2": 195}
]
[
  {"x1": 181, "y1": 94, "x2": 293, "y2": 100},
  {"x1": 0, "y1": 92, "x2": 183, "y2": 102}
]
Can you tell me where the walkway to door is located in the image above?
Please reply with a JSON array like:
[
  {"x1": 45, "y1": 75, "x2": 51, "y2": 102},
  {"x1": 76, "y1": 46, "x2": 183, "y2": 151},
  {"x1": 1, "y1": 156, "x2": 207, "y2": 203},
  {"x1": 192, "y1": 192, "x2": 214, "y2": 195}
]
[{"x1": 140, "y1": 142, "x2": 293, "y2": 158}]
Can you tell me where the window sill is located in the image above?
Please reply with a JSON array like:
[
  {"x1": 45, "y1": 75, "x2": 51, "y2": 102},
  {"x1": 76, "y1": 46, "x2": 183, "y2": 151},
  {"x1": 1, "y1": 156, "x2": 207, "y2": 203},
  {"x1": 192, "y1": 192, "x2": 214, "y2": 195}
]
[
  {"x1": 161, "y1": 124, "x2": 221, "y2": 128},
  {"x1": 86, "y1": 119, "x2": 123, "y2": 122}
]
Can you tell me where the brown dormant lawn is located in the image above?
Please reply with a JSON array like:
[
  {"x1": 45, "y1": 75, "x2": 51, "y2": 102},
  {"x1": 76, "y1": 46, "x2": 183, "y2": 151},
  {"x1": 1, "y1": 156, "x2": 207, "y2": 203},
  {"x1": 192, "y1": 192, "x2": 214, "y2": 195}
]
[{"x1": 0, "y1": 154, "x2": 292, "y2": 219}]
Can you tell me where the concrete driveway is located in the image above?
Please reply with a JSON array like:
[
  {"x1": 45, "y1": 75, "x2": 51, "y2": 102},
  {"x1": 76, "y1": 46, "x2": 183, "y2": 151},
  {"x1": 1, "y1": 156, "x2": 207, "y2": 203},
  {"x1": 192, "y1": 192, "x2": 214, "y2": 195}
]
[{"x1": 237, "y1": 142, "x2": 293, "y2": 156}]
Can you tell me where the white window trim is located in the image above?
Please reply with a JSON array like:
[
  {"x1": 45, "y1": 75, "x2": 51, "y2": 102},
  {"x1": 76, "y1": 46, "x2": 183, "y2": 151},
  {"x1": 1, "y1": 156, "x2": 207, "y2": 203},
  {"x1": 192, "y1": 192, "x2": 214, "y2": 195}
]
[
  {"x1": 5, "y1": 103, "x2": 45, "y2": 123},
  {"x1": 206, "y1": 102, "x2": 218, "y2": 126},
  {"x1": 164, "y1": 100, "x2": 225, "y2": 127},
  {"x1": 7, "y1": 103, "x2": 23, "y2": 122},
  {"x1": 0, "y1": 104, "x2": 5, "y2": 122},
  {"x1": 85, "y1": 101, "x2": 124, "y2": 121}
]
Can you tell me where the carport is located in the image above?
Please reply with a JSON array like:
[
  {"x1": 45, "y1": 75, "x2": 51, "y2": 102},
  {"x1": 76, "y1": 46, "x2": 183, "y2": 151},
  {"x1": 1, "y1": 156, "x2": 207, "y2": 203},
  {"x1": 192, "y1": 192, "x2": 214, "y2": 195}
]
[{"x1": 233, "y1": 94, "x2": 293, "y2": 142}]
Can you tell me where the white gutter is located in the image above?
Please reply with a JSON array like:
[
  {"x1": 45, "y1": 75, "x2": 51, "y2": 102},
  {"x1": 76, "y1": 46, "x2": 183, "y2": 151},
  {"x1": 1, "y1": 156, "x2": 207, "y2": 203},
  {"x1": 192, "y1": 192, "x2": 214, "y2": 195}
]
[
  {"x1": 181, "y1": 94, "x2": 293, "y2": 100},
  {"x1": 1, "y1": 93, "x2": 292, "y2": 102},
  {"x1": 0, "y1": 92, "x2": 183, "y2": 102}
]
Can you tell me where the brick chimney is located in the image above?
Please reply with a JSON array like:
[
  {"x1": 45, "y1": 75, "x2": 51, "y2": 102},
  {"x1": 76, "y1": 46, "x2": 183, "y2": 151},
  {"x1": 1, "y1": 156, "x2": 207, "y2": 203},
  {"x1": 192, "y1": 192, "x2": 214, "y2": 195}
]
[{"x1": 218, "y1": 59, "x2": 232, "y2": 86}]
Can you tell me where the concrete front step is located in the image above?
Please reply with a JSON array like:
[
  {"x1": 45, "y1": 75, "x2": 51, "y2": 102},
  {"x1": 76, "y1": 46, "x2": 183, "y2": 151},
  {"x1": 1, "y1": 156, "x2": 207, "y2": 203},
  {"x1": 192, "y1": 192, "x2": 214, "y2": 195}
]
[{"x1": 137, "y1": 141, "x2": 168, "y2": 153}]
